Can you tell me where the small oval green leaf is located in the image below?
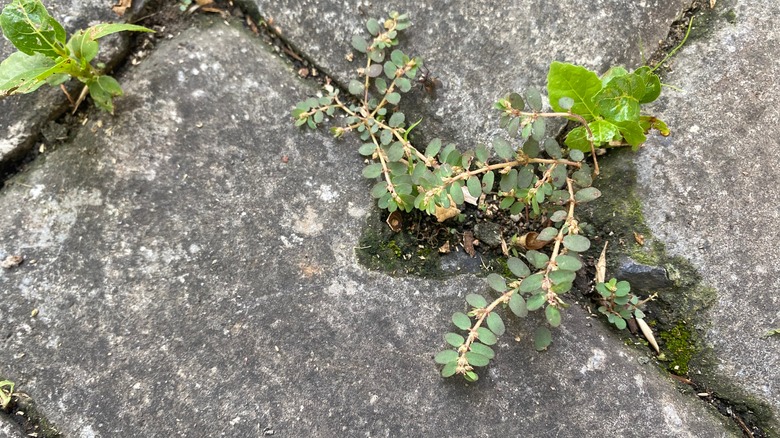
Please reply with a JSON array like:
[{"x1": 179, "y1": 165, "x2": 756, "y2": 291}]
[
  {"x1": 486, "y1": 273, "x2": 507, "y2": 292},
  {"x1": 452, "y1": 312, "x2": 471, "y2": 330},
  {"x1": 563, "y1": 234, "x2": 590, "y2": 252},
  {"x1": 434, "y1": 349, "x2": 458, "y2": 364},
  {"x1": 486, "y1": 312, "x2": 505, "y2": 336}
]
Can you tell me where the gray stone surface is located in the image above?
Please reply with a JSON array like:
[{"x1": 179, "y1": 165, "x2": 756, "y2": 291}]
[
  {"x1": 635, "y1": 0, "x2": 780, "y2": 433},
  {"x1": 615, "y1": 256, "x2": 672, "y2": 293},
  {"x1": 0, "y1": 17, "x2": 738, "y2": 437},
  {"x1": 0, "y1": 0, "x2": 147, "y2": 167},
  {"x1": 240, "y1": 0, "x2": 688, "y2": 148}
]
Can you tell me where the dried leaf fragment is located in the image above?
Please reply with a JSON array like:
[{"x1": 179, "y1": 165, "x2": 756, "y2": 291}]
[
  {"x1": 438, "y1": 241, "x2": 451, "y2": 254},
  {"x1": 1, "y1": 255, "x2": 23, "y2": 269},
  {"x1": 463, "y1": 231, "x2": 476, "y2": 257},
  {"x1": 515, "y1": 232, "x2": 550, "y2": 250},
  {"x1": 636, "y1": 318, "x2": 660, "y2": 354},
  {"x1": 633, "y1": 231, "x2": 645, "y2": 246},
  {"x1": 111, "y1": 0, "x2": 131, "y2": 16},
  {"x1": 596, "y1": 242, "x2": 608, "y2": 284},
  {"x1": 710, "y1": 0, "x2": 716, "y2": 8},
  {"x1": 434, "y1": 204, "x2": 460, "y2": 222}
]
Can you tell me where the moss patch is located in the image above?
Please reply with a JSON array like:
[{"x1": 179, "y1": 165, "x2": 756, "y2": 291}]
[{"x1": 659, "y1": 323, "x2": 695, "y2": 375}]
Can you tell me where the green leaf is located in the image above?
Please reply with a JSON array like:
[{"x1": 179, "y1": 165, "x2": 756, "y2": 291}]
[
  {"x1": 640, "y1": 116, "x2": 670, "y2": 136},
  {"x1": 351, "y1": 34, "x2": 368, "y2": 53},
  {"x1": 358, "y1": 143, "x2": 376, "y2": 156},
  {"x1": 550, "y1": 210, "x2": 568, "y2": 222},
  {"x1": 493, "y1": 138, "x2": 514, "y2": 160},
  {"x1": 615, "y1": 280, "x2": 631, "y2": 297},
  {"x1": 441, "y1": 361, "x2": 458, "y2": 377},
  {"x1": 452, "y1": 312, "x2": 472, "y2": 330},
  {"x1": 434, "y1": 350, "x2": 458, "y2": 364},
  {"x1": 466, "y1": 293, "x2": 488, "y2": 309},
  {"x1": 564, "y1": 126, "x2": 591, "y2": 152},
  {"x1": 362, "y1": 163, "x2": 383, "y2": 178},
  {"x1": 508, "y1": 293, "x2": 528, "y2": 317},
  {"x1": 475, "y1": 143, "x2": 488, "y2": 163},
  {"x1": 575, "y1": 187, "x2": 601, "y2": 203},
  {"x1": 486, "y1": 312, "x2": 505, "y2": 336},
  {"x1": 383, "y1": 61, "x2": 397, "y2": 79},
  {"x1": 486, "y1": 273, "x2": 507, "y2": 292},
  {"x1": 507, "y1": 92, "x2": 524, "y2": 109},
  {"x1": 532, "y1": 118, "x2": 546, "y2": 141},
  {"x1": 555, "y1": 254, "x2": 582, "y2": 271},
  {"x1": 476, "y1": 327, "x2": 498, "y2": 345},
  {"x1": 588, "y1": 119, "x2": 619, "y2": 144},
  {"x1": 375, "y1": 77, "x2": 387, "y2": 94},
  {"x1": 526, "y1": 86, "x2": 542, "y2": 111},
  {"x1": 569, "y1": 149, "x2": 585, "y2": 162},
  {"x1": 465, "y1": 352, "x2": 490, "y2": 367},
  {"x1": 348, "y1": 79, "x2": 364, "y2": 96},
  {"x1": 0, "y1": 50, "x2": 62, "y2": 94},
  {"x1": 390, "y1": 49, "x2": 405, "y2": 67},
  {"x1": 366, "y1": 18, "x2": 381, "y2": 36},
  {"x1": 507, "y1": 257, "x2": 530, "y2": 278},
  {"x1": 470, "y1": 342, "x2": 495, "y2": 360},
  {"x1": 600, "y1": 66, "x2": 628, "y2": 86},
  {"x1": 549, "y1": 269, "x2": 575, "y2": 285},
  {"x1": 1, "y1": 0, "x2": 66, "y2": 57},
  {"x1": 481, "y1": 171, "x2": 494, "y2": 193},
  {"x1": 534, "y1": 327, "x2": 552, "y2": 351},
  {"x1": 526, "y1": 293, "x2": 546, "y2": 311},
  {"x1": 499, "y1": 169, "x2": 518, "y2": 193},
  {"x1": 537, "y1": 227, "x2": 558, "y2": 242},
  {"x1": 520, "y1": 272, "x2": 544, "y2": 293},
  {"x1": 547, "y1": 61, "x2": 602, "y2": 120},
  {"x1": 370, "y1": 182, "x2": 388, "y2": 198},
  {"x1": 449, "y1": 182, "x2": 464, "y2": 205},
  {"x1": 389, "y1": 112, "x2": 405, "y2": 128},
  {"x1": 83, "y1": 23, "x2": 153, "y2": 40},
  {"x1": 526, "y1": 250, "x2": 549, "y2": 270},
  {"x1": 615, "y1": 120, "x2": 647, "y2": 150},
  {"x1": 66, "y1": 30, "x2": 98, "y2": 62},
  {"x1": 558, "y1": 96, "x2": 574, "y2": 110},
  {"x1": 634, "y1": 66, "x2": 661, "y2": 103},
  {"x1": 386, "y1": 92, "x2": 401, "y2": 105},
  {"x1": 396, "y1": 77, "x2": 412, "y2": 92},
  {"x1": 545, "y1": 305, "x2": 562, "y2": 327},
  {"x1": 562, "y1": 234, "x2": 590, "y2": 252},
  {"x1": 386, "y1": 141, "x2": 404, "y2": 161},
  {"x1": 466, "y1": 176, "x2": 481, "y2": 198},
  {"x1": 613, "y1": 317, "x2": 627, "y2": 330},
  {"x1": 86, "y1": 75, "x2": 123, "y2": 113},
  {"x1": 424, "y1": 138, "x2": 441, "y2": 158},
  {"x1": 444, "y1": 332, "x2": 465, "y2": 348},
  {"x1": 593, "y1": 73, "x2": 645, "y2": 122},
  {"x1": 464, "y1": 370, "x2": 479, "y2": 382}
]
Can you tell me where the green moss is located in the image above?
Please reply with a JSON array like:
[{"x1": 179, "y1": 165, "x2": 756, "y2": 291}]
[{"x1": 659, "y1": 324, "x2": 694, "y2": 375}]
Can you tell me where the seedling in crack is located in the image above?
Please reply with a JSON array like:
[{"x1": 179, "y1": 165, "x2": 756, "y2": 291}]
[
  {"x1": 0, "y1": 0, "x2": 153, "y2": 113},
  {"x1": 292, "y1": 12, "x2": 669, "y2": 382}
]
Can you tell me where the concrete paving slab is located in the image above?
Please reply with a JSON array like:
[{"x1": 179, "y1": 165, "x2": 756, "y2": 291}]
[
  {"x1": 0, "y1": 17, "x2": 738, "y2": 437},
  {"x1": 635, "y1": 0, "x2": 780, "y2": 433},
  {"x1": 239, "y1": 0, "x2": 688, "y2": 148},
  {"x1": 0, "y1": 0, "x2": 148, "y2": 168}
]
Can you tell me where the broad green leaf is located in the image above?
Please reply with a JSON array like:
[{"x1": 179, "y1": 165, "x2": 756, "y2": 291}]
[
  {"x1": 351, "y1": 34, "x2": 368, "y2": 53},
  {"x1": 562, "y1": 234, "x2": 590, "y2": 252},
  {"x1": 452, "y1": 312, "x2": 471, "y2": 330},
  {"x1": 634, "y1": 66, "x2": 661, "y2": 103},
  {"x1": 386, "y1": 92, "x2": 401, "y2": 105},
  {"x1": 507, "y1": 257, "x2": 530, "y2": 278},
  {"x1": 600, "y1": 65, "x2": 628, "y2": 86},
  {"x1": 545, "y1": 305, "x2": 562, "y2": 327},
  {"x1": 526, "y1": 86, "x2": 542, "y2": 111},
  {"x1": 466, "y1": 176, "x2": 481, "y2": 198},
  {"x1": 434, "y1": 350, "x2": 458, "y2": 364},
  {"x1": 526, "y1": 250, "x2": 549, "y2": 270},
  {"x1": 593, "y1": 73, "x2": 646, "y2": 122},
  {"x1": 466, "y1": 293, "x2": 488, "y2": 309},
  {"x1": 534, "y1": 327, "x2": 552, "y2": 351},
  {"x1": 86, "y1": 75, "x2": 123, "y2": 113},
  {"x1": 555, "y1": 254, "x2": 582, "y2": 271},
  {"x1": 0, "y1": 50, "x2": 63, "y2": 94},
  {"x1": 348, "y1": 79, "x2": 364, "y2": 96},
  {"x1": 508, "y1": 293, "x2": 528, "y2": 317},
  {"x1": 526, "y1": 293, "x2": 546, "y2": 311},
  {"x1": 547, "y1": 61, "x2": 602, "y2": 120},
  {"x1": 441, "y1": 361, "x2": 458, "y2": 377},
  {"x1": 476, "y1": 327, "x2": 498, "y2": 345},
  {"x1": 615, "y1": 120, "x2": 647, "y2": 149},
  {"x1": 493, "y1": 137, "x2": 514, "y2": 160},
  {"x1": 486, "y1": 312, "x2": 505, "y2": 336},
  {"x1": 444, "y1": 332, "x2": 465, "y2": 347},
  {"x1": 465, "y1": 351, "x2": 490, "y2": 367},
  {"x1": 83, "y1": 23, "x2": 153, "y2": 40},
  {"x1": 1, "y1": 0, "x2": 66, "y2": 57},
  {"x1": 564, "y1": 126, "x2": 591, "y2": 152},
  {"x1": 481, "y1": 171, "x2": 494, "y2": 193},
  {"x1": 470, "y1": 342, "x2": 495, "y2": 360},
  {"x1": 486, "y1": 273, "x2": 507, "y2": 292},
  {"x1": 66, "y1": 30, "x2": 98, "y2": 62},
  {"x1": 588, "y1": 119, "x2": 619, "y2": 144},
  {"x1": 519, "y1": 272, "x2": 544, "y2": 293},
  {"x1": 362, "y1": 163, "x2": 383, "y2": 178},
  {"x1": 615, "y1": 280, "x2": 631, "y2": 297},
  {"x1": 575, "y1": 187, "x2": 601, "y2": 203}
]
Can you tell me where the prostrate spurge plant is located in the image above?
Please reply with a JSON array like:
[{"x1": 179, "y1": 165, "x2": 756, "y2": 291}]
[
  {"x1": 0, "y1": 0, "x2": 152, "y2": 113},
  {"x1": 293, "y1": 12, "x2": 668, "y2": 381}
]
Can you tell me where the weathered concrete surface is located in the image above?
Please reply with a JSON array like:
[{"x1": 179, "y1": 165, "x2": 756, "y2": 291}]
[
  {"x1": 0, "y1": 18, "x2": 738, "y2": 437},
  {"x1": 240, "y1": 0, "x2": 688, "y2": 148},
  {"x1": 636, "y1": 0, "x2": 780, "y2": 433},
  {"x1": 0, "y1": 0, "x2": 148, "y2": 168}
]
